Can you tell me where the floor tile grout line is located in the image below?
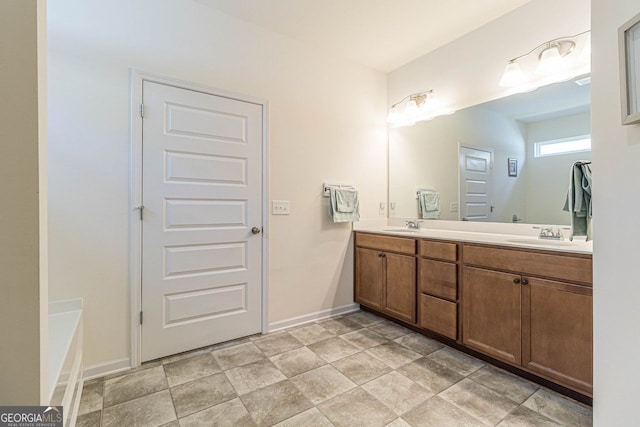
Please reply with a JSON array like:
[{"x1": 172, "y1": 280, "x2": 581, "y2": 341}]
[
  {"x1": 171, "y1": 393, "x2": 240, "y2": 424},
  {"x1": 436, "y1": 389, "x2": 494, "y2": 427},
  {"x1": 165, "y1": 369, "x2": 180, "y2": 425}
]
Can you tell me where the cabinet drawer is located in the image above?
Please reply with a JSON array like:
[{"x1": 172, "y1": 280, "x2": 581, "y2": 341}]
[
  {"x1": 419, "y1": 259, "x2": 457, "y2": 301},
  {"x1": 419, "y1": 240, "x2": 457, "y2": 261},
  {"x1": 463, "y1": 244, "x2": 592, "y2": 285},
  {"x1": 419, "y1": 294, "x2": 457, "y2": 340},
  {"x1": 356, "y1": 233, "x2": 416, "y2": 255}
]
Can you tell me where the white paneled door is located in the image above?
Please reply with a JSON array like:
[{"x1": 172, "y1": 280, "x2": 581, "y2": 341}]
[
  {"x1": 141, "y1": 81, "x2": 263, "y2": 362},
  {"x1": 459, "y1": 146, "x2": 493, "y2": 222}
]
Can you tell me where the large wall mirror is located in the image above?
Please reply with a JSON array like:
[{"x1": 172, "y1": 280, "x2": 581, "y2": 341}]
[{"x1": 388, "y1": 75, "x2": 591, "y2": 225}]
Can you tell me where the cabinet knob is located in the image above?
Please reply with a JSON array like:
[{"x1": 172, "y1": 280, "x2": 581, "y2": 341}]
[
  {"x1": 513, "y1": 278, "x2": 521, "y2": 284},
  {"x1": 378, "y1": 253, "x2": 384, "y2": 258},
  {"x1": 522, "y1": 278, "x2": 529, "y2": 285}
]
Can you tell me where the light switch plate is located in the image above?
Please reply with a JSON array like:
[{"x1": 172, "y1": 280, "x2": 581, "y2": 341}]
[{"x1": 272, "y1": 200, "x2": 290, "y2": 215}]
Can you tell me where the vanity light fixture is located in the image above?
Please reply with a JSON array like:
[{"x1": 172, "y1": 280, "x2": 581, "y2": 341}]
[
  {"x1": 386, "y1": 90, "x2": 455, "y2": 127},
  {"x1": 499, "y1": 30, "x2": 590, "y2": 89}
]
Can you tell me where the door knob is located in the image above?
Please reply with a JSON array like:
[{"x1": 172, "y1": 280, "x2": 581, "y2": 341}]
[{"x1": 251, "y1": 226, "x2": 262, "y2": 235}]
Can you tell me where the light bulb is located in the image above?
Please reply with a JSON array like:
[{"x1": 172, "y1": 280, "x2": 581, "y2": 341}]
[
  {"x1": 390, "y1": 114, "x2": 415, "y2": 128},
  {"x1": 405, "y1": 99, "x2": 428, "y2": 122},
  {"x1": 386, "y1": 106, "x2": 401, "y2": 124},
  {"x1": 425, "y1": 92, "x2": 440, "y2": 110},
  {"x1": 499, "y1": 61, "x2": 527, "y2": 87},
  {"x1": 405, "y1": 99, "x2": 419, "y2": 117},
  {"x1": 536, "y1": 45, "x2": 567, "y2": 75},
  {"x1": 581, "y1": 34, "x2": 591, "y2": 62}
]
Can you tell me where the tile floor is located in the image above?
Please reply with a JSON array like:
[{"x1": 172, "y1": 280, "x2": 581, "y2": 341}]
[{"x1": 76, "y1": 311, "x2": 592, "y2": 427}]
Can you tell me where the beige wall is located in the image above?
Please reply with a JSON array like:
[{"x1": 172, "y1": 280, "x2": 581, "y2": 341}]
[
  {"x1": 47, "y1": 0, "x2": 387, "y2": 369},
  {"x1": 591, "y1": 1, "x2": 640, "y2": 424},
  {"x1": 0, "y1": 0, "x2": 48, "y2": 404}
]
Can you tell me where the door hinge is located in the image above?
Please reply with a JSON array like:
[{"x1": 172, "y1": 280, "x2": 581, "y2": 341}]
[
  {"x1": 136, "y1": 205, "x2": 144, "y2": 220},
  {"x1": 140, "y1": 103, "x2": 144, "y2": 118},
  {"x1": 140, "y1": 311, "x2": 143, "y2": 324}
]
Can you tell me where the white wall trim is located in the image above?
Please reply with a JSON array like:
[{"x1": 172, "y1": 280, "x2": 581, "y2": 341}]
[
  {"x1": 268, "y1": 303, "x2": 360, "y2": 333},
  {"x1": 129, "y1": 70, "x2": 270, "y2": 367},
  {"x1": 83, "y1": 358, "x2": 131, "y2": 381}
]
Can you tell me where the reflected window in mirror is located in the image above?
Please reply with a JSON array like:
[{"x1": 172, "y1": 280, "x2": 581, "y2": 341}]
[{"x1": 534, "y1": 135, "x2": 591, "y2": 157}]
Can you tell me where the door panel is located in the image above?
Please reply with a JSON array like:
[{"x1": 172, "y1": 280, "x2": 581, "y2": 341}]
[
  {"x1": 462, "y1": 266, "x2": 521, "y2": 364},
  {"x1": 355, "y1": 248, "x2": 384, "y2": 310},
  {"x1": 384, "y1": 253, "x2": 416, "y2": 324},
  {"x1": 141, "y1": 81, "x2": 262, "y2": 361},
  {"x1": 165, "y1": 151, "x2": 247, "y2": 185},
  {"x1": 522, "y1": 277, "x2": 593, "y2": 395}
]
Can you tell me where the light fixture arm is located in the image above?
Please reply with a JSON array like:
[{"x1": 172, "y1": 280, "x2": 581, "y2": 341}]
[
  {"x1": 506, "y1": 30, "x2": 590, "y2": 63},
  {"x1": 390, "y1": 89, "x2": 433, "y2": 108}
]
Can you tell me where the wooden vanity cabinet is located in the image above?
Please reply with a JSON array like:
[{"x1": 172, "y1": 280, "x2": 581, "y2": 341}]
[
  {"x1": 462, "y1": 243, "x2": 593, "y2": 396},
  {"x1": 355, "y1": 233, "x2": 416, "y2": 324},
  {"x1": 353, "y1": 232, "x2": 593, "y2": 397}
]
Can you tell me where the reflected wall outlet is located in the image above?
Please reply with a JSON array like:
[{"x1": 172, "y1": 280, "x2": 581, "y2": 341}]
[
  {"x1": 272, "y1": 200, "x2": 290, "y2": 215},
  {"x1": 379, "y1": 201, "x2": 386, "y2": 214},
  {"x1": 390, "y1": 201, "x2": 397, "y2": 211},
  {"x1": 450, "y1": 202, "x2": 458, "y2": 212}
]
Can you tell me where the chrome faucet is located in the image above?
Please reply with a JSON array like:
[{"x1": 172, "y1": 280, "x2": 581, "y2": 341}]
[
  {"x1": 405, "y1": 220, "x2": 422, "y2": 229},
  {"x1": 534, "y1": 226, "x2": 564, "y2": 240}
]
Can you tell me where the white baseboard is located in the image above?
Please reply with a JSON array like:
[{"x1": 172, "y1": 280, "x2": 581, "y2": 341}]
[
  {"x1": 83, "y1": 358, "x2": 131, "y2": 381},
  {"x1": 82, "y1": 304, "x2": 360, "y2": 380},
  {"x1": 268, "y1": 303, "x2": 360, "y2": 333}
]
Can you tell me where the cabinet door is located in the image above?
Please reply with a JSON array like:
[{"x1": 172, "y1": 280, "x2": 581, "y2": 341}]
[
  {"x1": 384, "y1": 253, "x2": 416, "y2": 324},
  {"x1": 355, "y1": 247, "x2": 384, "y2": 310},
  {"x1": 462, "y1": 266, "x2": 522, "y2": 365},
  {"x1": 522, "y1": 277, "x2": 593, "y2": 396}
]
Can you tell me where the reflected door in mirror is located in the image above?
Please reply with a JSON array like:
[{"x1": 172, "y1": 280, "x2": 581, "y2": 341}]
[{"x1": 459, "y1": 146, "x2": 492, "y2": 221}]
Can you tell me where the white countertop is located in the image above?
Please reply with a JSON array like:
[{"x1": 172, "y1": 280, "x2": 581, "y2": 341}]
[{"x1": 355, "y1": 225, "x2": 593, "y2": 255}]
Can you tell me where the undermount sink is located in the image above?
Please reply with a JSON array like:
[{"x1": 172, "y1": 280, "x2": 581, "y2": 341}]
[
  {"x1": 506, "y1": 238, "x2": 577, "y2": 247},
  {"x1": 383, "y1": 228, "x2": 417, "y2": 233}
]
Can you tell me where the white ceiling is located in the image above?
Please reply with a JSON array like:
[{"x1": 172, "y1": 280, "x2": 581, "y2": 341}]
[{"x1": 195, "y1": 0, "x2": 532, "y2": 72}]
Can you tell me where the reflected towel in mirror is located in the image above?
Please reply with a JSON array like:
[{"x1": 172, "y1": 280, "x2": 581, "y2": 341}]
[
  {"x1": 563, "y1": 161, "x2": 592, "y2": 241},
  {"x1": 418, "y1": 190, "x2": 440, "y2": 219}
]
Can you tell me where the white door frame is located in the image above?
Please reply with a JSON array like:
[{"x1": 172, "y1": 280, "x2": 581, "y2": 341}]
[{"x1": 129, "y1": 70, "x2": 270, "y2": 368}]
